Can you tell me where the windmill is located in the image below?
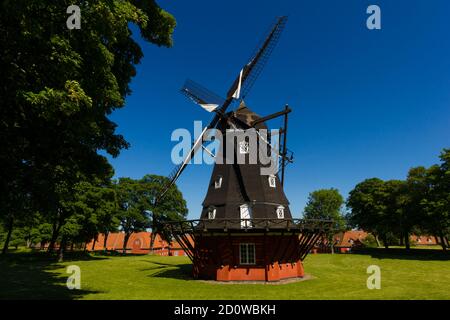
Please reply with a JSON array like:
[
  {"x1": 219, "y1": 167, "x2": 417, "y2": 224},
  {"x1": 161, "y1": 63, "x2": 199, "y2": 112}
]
[{"x1": 157, "y1": 16, "x2": 331, "y2": 281}]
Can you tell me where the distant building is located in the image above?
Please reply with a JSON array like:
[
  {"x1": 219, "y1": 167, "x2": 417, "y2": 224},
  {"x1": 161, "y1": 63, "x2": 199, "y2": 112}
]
[
  {"x1": 85, "y1": 231, "x2": 440, "y2": 256},
  {"x1": 333, "y1": 230, "x2": 368, "y2": 253},
  {"x1": 314, "y1": 230, "x2": 441, "y2": 254},
  {"x1": 86, "y1": 232, "x2": 190, "y2": 256},
  {"x1": 411, "y1": 235, "x2": 439, "y2": 246}
]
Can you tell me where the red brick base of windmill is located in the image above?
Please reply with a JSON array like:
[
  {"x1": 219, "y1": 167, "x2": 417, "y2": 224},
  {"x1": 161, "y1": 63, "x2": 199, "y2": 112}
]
[{"x1": 192, "y1": 234, "x2": 305, "y2": 282}]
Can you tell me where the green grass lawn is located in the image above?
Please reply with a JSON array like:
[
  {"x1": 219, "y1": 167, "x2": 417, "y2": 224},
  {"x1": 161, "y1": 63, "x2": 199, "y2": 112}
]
[{"x1": 1, "y1": 248, "x2": 449, "y2": 300}]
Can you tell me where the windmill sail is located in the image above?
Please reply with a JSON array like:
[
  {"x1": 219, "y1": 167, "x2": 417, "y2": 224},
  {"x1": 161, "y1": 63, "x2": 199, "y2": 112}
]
[
  {"x1": 231, "y1": 69, "x2": 243, "y2": 99},
  {"x1": 226, "y1": 16, "x2": 288, "y2": 100},
  {"x1": 155, "y1": 16, "x2": 288, "y2": 204},
  {"x1": 181, "y1": 79, "x2": 224, "y2": 112}
]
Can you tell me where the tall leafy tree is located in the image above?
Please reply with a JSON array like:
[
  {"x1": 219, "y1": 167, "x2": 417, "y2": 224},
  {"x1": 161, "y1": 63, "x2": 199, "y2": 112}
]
[
  {"x1": 56, "y1": 179, "x2": 118, "y2": 260},
  {"x1": 115, "y1": 178, "x2": 152, "y2": 253},
  {"x1": 303, "y1": 188, "x2": 346, "y2": 253},
  {"x1": 0, "y1": 1, "x2": 175, "y2": 253},
  {"x1": 383, "y1": 179, "x2": 414, "y2": 249},
  {"x1": 400, "y1": 167, "x2": 431, "y2": 249},
  {"x1": 140, "y1": 175, "x2": 188, "y2": 250},
  {"x1": 421, "y1": 150, "x2": 450, "y2": 250},
  {"x1": 346, "y1": 178, "x2": 395, "y2": 248},
  {"x1": 115, "y1": 175, "x2": 188, "y2": 253}
]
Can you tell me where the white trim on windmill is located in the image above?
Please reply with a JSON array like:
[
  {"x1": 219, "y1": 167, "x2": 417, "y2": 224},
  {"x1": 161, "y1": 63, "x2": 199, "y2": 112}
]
[
  {"x1": 202, "y1": 144, "x2": 216, "y2": 158},
  {"x1": 199, "y1": 103, "x2": 219, "y2": 112},
  {"x1": 232, "y1": 68, "x2": 244, "y2": 99}
]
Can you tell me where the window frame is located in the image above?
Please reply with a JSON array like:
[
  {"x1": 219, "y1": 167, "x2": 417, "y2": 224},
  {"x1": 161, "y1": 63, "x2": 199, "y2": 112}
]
[
  {"x1": 268, "y1": 175, "x2": 276, "y2": 188},
  {"x1": 276, "y1": 205, "x2": 285, "y2": 219},
  {"x1": 208, "y1": 207, "x2": 216, "y2": 219},
  {"x1": 239, "y1": 140, "x2": 249, "y2": 154},
  {"x1": 239, "y1": 243, "x2": 256, "y2": 265},
  {"x1": 239, "y1": 204, "x2": 252, "y2": 229},
  {"x1": 214, "y1": 175, "x2": 223, "y2": 189}
]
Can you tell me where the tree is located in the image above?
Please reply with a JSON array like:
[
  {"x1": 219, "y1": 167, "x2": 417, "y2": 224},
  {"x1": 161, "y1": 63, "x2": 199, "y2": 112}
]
[
  {"x1": 53, "y1": 178, "x2": 118, "y2": 260},
  {"x1": 0, "y1": 174, "x2": 31, "y2": 254},
  {"x1": 0, "y1": 1, "x2": 175, "y2": 254},
  {"x1": 303, "y1": 188, "x2": 346, "y2": 254},
  {"x1": 346, "y1": 178, "x2": 394, "y2": 248},
  {"x1": 400, "y1": 167, "x2": 431, "y2": 249},
  {"x1": 114, "y1": 175, "x2": 188, "y2": 254},
  {"x1": 421, "y1": 149, "x2": 450, "y2": 251},
  {"x1": 383, "y1": 180, "x2": 412, "y2": 249},
  {"x1": 140, "y1": 175, "x2": 188, "y2": 251},
  {"x1": 115, "y1": 178, "x2": 151, "y2": 253}
]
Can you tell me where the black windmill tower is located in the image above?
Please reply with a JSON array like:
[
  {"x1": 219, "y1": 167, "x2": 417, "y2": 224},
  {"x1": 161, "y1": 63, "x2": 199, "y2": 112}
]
[{"x1": 156, "y1": 17, "x2": 331, "y2": 281}]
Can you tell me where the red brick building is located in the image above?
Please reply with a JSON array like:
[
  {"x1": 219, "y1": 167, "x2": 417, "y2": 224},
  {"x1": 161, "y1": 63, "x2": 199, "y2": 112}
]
[{"x1": 87, "y1": 232, "x2": 190, "y2": 256}]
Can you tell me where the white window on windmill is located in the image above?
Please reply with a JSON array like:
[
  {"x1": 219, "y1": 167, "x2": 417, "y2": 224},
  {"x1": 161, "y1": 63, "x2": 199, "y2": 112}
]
[
  {"x1": 239, "y1": 204, "x2": 252, "y2": 229},
  {"x1": 208, "y1": 206, "x2": 217, "y2": 220},
  {"x1": 276, "y1": 205, "x2": 285, "y2": 219},
  {"x1": 268, "y1": 174, "x2": 276, "y2": 188},
  {"x1": 239, "y1": 140, "x2": 249, "y2": 154},
  {"x1": 214, "y1": 175, "x2": 223, "y2": 189},
  {"x1": 239, "y1": 243, "x2": 256, "y2": 265}
]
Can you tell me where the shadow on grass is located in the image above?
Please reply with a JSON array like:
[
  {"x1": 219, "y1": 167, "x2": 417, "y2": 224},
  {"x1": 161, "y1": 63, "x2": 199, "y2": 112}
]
[
  {"x1": 148, "y1": 263, "x2": 193, "y2": 281},
  {"x1": 353, "y1": 247, "x2": 450, "y2": 261},
  {"x1": 90, "y1": 250, "x2": 148, "y2": 258},
  {"x1": 0, "y1": 251, "x2": 101, "y2": 299},
  {"x1": 136, "y1": 259, "x2": 194, "y2": 280}
]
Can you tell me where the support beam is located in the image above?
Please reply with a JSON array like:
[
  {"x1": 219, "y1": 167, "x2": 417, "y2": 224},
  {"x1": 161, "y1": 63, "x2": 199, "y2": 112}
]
[
  {"x1": 281, "y1": 104, "x2": 289, "y2": 187},
  {"x1": 250, "y1": 106, "x2": 292, "y2": 127}
]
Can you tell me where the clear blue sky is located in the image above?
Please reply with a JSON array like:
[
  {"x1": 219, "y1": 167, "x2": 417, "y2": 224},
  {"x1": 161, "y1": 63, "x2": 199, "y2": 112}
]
[{"x1": 107, "y1": 0, "x2": 450, "y2": 219}]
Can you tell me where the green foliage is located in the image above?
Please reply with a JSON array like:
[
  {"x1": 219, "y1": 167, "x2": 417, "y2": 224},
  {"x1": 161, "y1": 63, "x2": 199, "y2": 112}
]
[
  {"x1": 303, "y1": 188, "x2": 346, "y2": 252},
  {"x1": 303, "y1": 188, "x2": 346, "y2": 231},
  {"x1": 114, "y1": 175, "x2": 188, "y2": 251},
  {"x1": 361, "y1": 234, "x2": 379, "y2": 248},
  {"x1": 347, "y1": 148, "x2": 450, "y2": 250},
  {"x1": 420, "y1": 150, "x2": 450, "y2": 245},
  {"x1": 0, "y1": 0, "x2": 175, "y2": 255},
  {"x1": 346, "y1": 178, "x2": 401, "y2": 247}
]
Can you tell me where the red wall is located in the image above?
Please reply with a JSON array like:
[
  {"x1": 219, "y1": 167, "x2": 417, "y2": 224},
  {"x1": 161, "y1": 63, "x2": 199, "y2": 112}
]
[{"x1": 194, "y1": 234, "x2": 304, "y2": 282}]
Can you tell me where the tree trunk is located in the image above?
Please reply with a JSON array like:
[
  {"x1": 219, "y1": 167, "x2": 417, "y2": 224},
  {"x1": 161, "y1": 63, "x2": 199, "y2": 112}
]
[
  {"x1": 383, "y1": 234, "x2": 389, "y2": 249},
  {"x1": 399, "y1": 233, "x2": 404, "y2": 246},
  {"x1": 328, "y1": 234, "x2": 334, "y2": 254},
  {"x1": 70, "y1": 243, "x2": 74, "y2": 252},
  {"x1": 103, "y1": 232, "x2": 109, "y2": 252},
  {"x1": 150, "y1": 232, "x2": 157, "y2": 253},
  {"x1": 168, "y1": 241, "x2": 171, "y2": 256},
  {"x1": 439, "y1": 235, "x2": 447, "y2": 251},
  {"x1": 91, "y1": 238, "x2": 96, "y2": 251},
  {"x1": 404, "y1": 233, "x2": 410, "y2": 250},
  {"x1": 58, "y1": 237, "x2": 66, "y2": 262},
  {"x1": 434, "y1": 236, "x2": 440, "y2": 245},
  {"x1": 123, "y1": 233, "x2": 131, "y2": 254},
  {"x1": 1, "y1": 217, "x2": 14, "y2": 255},
  {"x1": 47, "y1": 221, "x2": 60, "y2": 253},
  {"x1": 374, "y1": 234, "x2": 381, "y2": 247},
  {"x1": 83, "y1": 242, "x2": 87, "y2": 252}
]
